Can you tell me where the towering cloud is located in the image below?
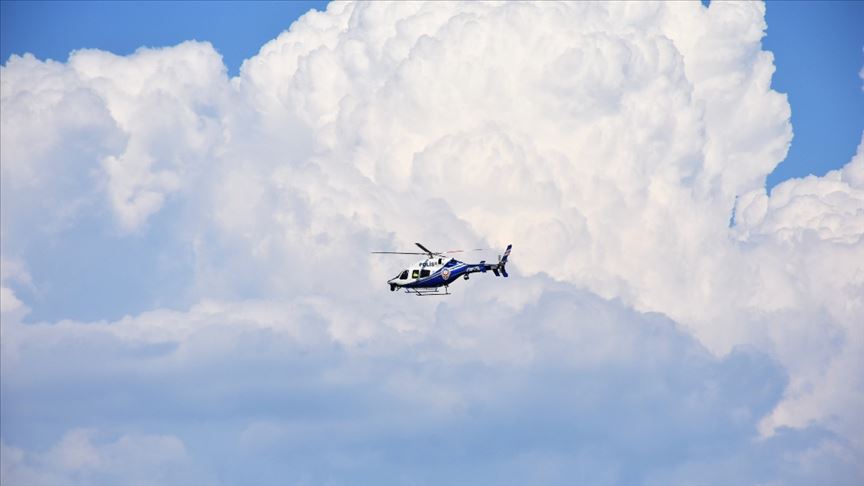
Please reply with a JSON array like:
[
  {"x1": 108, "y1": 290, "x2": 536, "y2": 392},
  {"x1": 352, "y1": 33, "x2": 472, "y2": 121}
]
[{"x1": 2, "y1": 2, "x2": 862, "y2": 484}]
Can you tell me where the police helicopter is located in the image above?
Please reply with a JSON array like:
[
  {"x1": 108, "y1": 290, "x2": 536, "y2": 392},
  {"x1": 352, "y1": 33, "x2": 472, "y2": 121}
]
[{"x1": 372, "y1": 243, "x2": 512, "y2": 296}]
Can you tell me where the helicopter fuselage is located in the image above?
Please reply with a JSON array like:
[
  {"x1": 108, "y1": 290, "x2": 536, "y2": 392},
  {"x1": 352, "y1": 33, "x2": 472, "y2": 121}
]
[{"x1": 387, "y1": 257, "x2": 494, "y2": 291}]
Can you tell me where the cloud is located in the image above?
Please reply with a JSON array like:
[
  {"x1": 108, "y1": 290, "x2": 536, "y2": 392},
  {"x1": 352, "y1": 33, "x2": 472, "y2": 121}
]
[
  {"x1": 5, "y1": 279, "x2": 858, "y2": 485},
  {"x1": 1, "y1": 41, "x2": 228, "y2": 234},
  {"x1": 731, "y1": 136, "x2": 864, "y2": 448},
  {"x1": 735, "y1": 135, "x2": 864, "y2": 244},
  {"x1": 1, "y1": 0, "x2": 862, "y2": 484},
  {"x1": 1, "y1": 430, "x2": 212, "y2": 486}
]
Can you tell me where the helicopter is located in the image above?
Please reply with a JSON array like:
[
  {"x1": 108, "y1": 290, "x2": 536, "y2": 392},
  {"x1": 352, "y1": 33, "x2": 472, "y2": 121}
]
[{"x1": 372, "y1": 243, "x2": 512, "y2": 296}]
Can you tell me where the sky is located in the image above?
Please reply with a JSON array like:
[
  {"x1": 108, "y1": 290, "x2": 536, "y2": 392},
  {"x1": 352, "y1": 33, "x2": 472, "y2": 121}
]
[
  {"x1": 0, "y1": 1, "x2": 329, "y2": 76},
  {"x1": 762, "y1": 0, "x2": 864, "y2": 187},
  {"x1": 1, "y1": 1, "x2": 863, "y2": 485}
]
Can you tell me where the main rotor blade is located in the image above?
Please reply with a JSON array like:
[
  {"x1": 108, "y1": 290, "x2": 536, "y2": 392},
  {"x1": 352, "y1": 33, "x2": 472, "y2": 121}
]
[
  {"x1": 444, "y1": 248, "x2": 486, "y2": 253},
  {"x1": 415, "y1": 242, "x2": 435, "y2": 255},
  {"x1": 371, "y1": 251, "x2": 428, "y2": 255}
]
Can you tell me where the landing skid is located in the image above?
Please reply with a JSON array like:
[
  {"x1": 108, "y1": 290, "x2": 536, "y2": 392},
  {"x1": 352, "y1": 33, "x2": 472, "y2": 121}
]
[{"x1": 405, "y1": 286, "x2": 450, "y2": 296}]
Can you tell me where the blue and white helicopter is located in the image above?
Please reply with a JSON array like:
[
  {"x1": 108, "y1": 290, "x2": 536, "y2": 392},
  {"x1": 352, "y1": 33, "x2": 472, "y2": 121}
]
[{"x1": 373, "y1": 242, "x2": 512, "y2": 296}]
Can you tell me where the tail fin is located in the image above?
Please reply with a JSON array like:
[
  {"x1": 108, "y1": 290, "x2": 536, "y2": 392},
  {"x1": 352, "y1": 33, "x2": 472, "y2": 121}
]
[
  {"x1": 497, "y1": 244, "x2": 512, "y2": 277},
  {"x1": 500, "y1": 244, "x2": 512, "y2": 264}
]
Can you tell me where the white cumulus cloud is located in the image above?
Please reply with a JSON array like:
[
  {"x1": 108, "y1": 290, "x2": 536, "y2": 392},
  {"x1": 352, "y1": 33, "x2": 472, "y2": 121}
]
[{"x1": 1, "y1": 1, "x2": 862, "y2": 484}]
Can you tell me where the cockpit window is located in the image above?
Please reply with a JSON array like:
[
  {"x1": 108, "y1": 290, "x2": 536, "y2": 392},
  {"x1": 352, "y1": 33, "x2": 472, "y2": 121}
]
[
  {"x1": 411, "y1": 269, "x2": 420, "y2": 279},
  {"x1": 420, "y1": 269, "x2": 430, "y2": 278},
  {"x1": 400, "y1": 270, "x2": 409, "y2": 280}
]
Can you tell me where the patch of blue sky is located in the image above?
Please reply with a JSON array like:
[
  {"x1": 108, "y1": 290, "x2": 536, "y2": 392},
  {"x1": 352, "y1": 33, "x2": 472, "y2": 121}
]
[
  {"x1": 0, "y1": 0, "x2": 328, "y2": 76},
  {"x1": 763, "y1": 0, "x2": 864, "y2": 189}
]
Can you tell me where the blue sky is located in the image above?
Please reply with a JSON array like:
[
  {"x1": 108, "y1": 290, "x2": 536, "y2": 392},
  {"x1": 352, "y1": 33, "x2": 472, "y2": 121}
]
[
  {"x1": 0, "y1": 1, "x2": 327, "y2": 75},
  {"x1": 762, "y1": 0, "x2": 864, "y2": 187},
  {"x1": 2, "y1": 0, "x2": 862, "y2": 190},
  {"x1": 2, "y1": 2, "x2": 863, "y2": 485}
]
